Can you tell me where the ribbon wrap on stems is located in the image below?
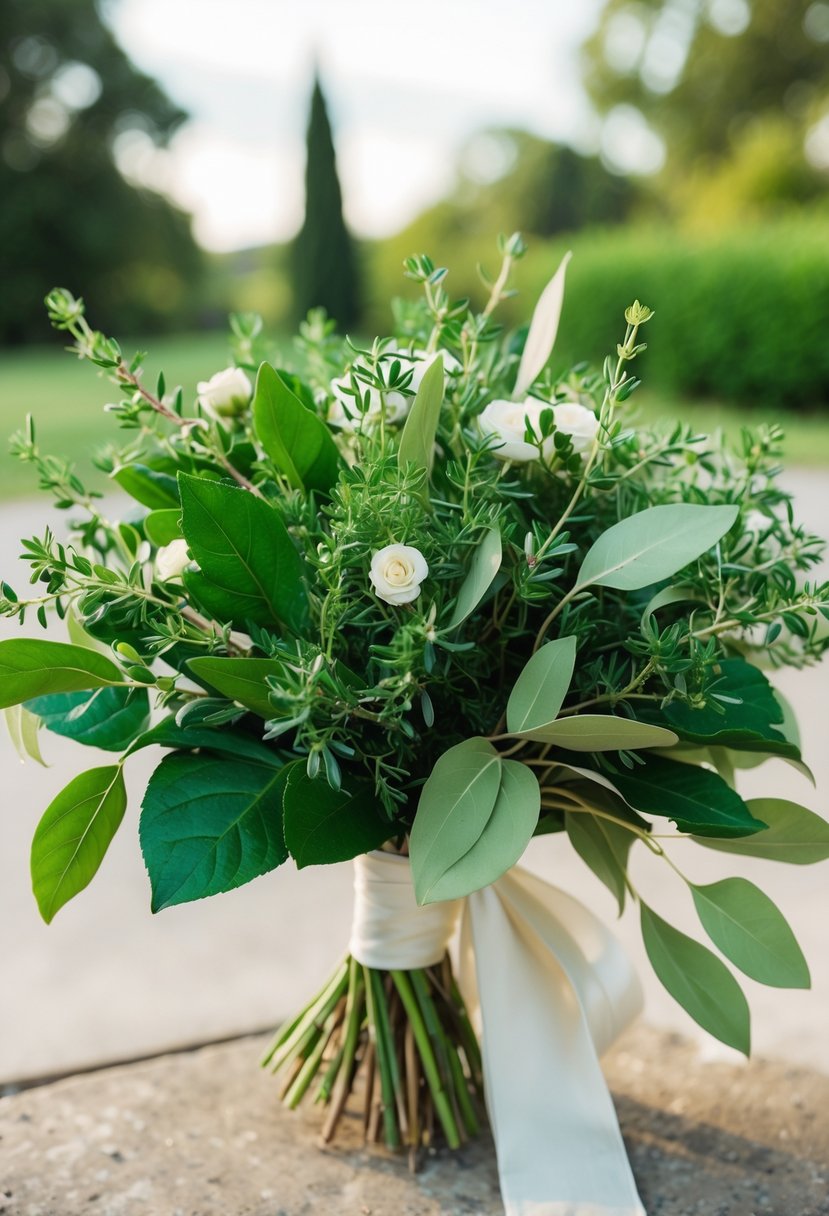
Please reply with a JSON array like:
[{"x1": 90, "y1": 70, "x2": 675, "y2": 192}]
[{"x1": 349, "y1": 851, "x2": 647, "y2": 1216}]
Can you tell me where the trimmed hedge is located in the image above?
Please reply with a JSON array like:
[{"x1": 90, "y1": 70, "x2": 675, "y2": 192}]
[{"x1": 368, "y1": 219, "x2": 829, "y2": 408}]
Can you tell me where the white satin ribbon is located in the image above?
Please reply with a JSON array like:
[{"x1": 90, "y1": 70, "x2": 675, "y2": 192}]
[{"x1": 349, "y1": 852, "x2": 646, "y2": 1216}]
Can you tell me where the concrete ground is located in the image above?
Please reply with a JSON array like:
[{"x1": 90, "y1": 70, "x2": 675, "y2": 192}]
[
  {"x1": 2, "y1": 1025, "x2": 828, "y2": 1216},
  {"x1": 1, "y1": 474, "x2": 828, "y2": 1083}
]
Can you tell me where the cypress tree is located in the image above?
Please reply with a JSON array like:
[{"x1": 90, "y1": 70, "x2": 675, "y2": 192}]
[{"x1": 292, "y1": 75, "x2": 360, "y2": 328}]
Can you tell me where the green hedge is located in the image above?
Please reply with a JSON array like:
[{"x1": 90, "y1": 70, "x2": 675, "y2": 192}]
[{"x1": 367, "y1": 219, "x2": 829, "y2": 408}]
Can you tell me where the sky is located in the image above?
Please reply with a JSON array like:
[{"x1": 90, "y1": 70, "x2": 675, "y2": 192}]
[{"x1": 107, "y1": 0, "x2": 606, "y2": 252}]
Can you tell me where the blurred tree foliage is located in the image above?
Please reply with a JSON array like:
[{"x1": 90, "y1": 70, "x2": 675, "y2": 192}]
[
  {"x1": 0, "y1": 0, "x2": 203, "y2": 344},
  {"x1": 582, "y1": 0, "x2": 829, "y2": 221},
  {"x1": 292, "y1": 75, "x2": 360, "y2": 328}
]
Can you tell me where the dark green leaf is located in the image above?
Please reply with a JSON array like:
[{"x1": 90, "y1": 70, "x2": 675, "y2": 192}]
[
  {"x1": 694, "y1": 798, "x2": 829, "y2": 864},
  {"x1": 640, "y1": 902, "x2": 751, "y2": 1054},
  {"x1": 282, "y1": 764, "x2": 394, "y2": 867},
  {"x1": 27, "y1": 686, "x2": 150, "y2": 752},
  {"x1": 609, "y1": 755, "x2": 766, "y2": 837},
  {"x1": 253, "y1": 362, "x2": 340, "y2": 493},
  {"x1": 124, "y1": 716, "x2": 281, "y2": 767},
  {"x1": 691, "y1": 878, "x2": 810, "y2": 989},
  {"x1": 112, "y1": 464, "x2": 179, "y2": 509},
  {"x1": 661, "y1": 659, "x2": 798, "y2": 758},
  {"x1": 0, "y1": 639, "x2": 123, "y2": 709},
  {"x1": 139, "y1": 752, "x2": 289, "y2": 911},
  {"x1": 186, "y1": 656, "x2": 284, "y2": 718},
  {"x1": 178, "y1": 473, "x2": 308, "y2": 634},
  {"x1": 31, "y1": 765, "x2": 127, "y2": 922}
]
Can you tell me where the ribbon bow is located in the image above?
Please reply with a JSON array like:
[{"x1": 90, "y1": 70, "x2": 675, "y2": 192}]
[{"x1": 350, "y1": 851, "x2": 646, "y2": 1216}]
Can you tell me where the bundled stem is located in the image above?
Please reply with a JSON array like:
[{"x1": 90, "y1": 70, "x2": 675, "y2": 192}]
[{"x1": 262, "y1": 952, "x2": 484, "y2": 1158}]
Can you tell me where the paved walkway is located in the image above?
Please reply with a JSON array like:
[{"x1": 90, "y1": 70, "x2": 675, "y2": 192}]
[
  {"x1": 1, "y1": 474, "x2": 828, "y2": 1082},
  {"x1": 2, "y1": 1025, "x2": 828, "y2": 1216}
]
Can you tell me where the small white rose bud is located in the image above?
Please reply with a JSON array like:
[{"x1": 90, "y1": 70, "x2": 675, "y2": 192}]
[
  {"x1": 155, "y1": 538, "x2": 192, "y2": 581},
  {"x1": 369, "y1": 543, "x2": 429, "y2": 606},
  {"x1": 197, "y1": 367, "x2": 252, "y2": 418}
]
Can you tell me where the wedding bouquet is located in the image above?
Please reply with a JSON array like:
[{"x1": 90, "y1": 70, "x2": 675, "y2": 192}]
[{"x1": 3, "y1": 235, "x2": 828, "y2": 1214}]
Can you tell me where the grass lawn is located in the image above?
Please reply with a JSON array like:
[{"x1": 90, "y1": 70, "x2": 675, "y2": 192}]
[{"x1": 1, "y1": 334, "x2": 827, "y2": 502}]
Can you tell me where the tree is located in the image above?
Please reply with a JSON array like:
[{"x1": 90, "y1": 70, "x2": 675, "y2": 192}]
[
  {"x1": 582, "y1": 0, "x2": 829, "y2": 171},
  {"x1": 1, "y1": 0, "x2": 203, "y2": 344},
  {"x1": 292, "y1": 75, "x2": 360, "y2": 328}
]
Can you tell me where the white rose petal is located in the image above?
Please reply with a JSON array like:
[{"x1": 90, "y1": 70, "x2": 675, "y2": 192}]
[
  {"x1": 155, "y1": 538, "x2": 192, "y2": 581},
  {"x1": 369, "y1": 543, "x2": 429, "y2": 606},
  {"x1": 479, "y1": 398, "x2": 549, "y2": 462},
  {"x1": 550, "y1": 401, "x2": 600, "y2": 456},
  {"x1": 197, "y1": 367, "x2": 252, "y2": 417}
]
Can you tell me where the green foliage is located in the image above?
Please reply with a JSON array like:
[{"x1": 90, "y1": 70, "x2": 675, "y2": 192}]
[
  {"x1": 139, "y1": 752, "x2": 289, "y2": 911},
  {"x1": 253, "y1": 362, "x2": 341, "y2": 493},
  {"x1": 640, "y1": 903, "x2": 751, "y2": 1054},
  {"x1": 515, "y1": 715, "x2": 677, "y2": 750},
  {"x1": 282, "y1": 764, "x2": 395, "y2": 867},
  {"x1": 292, "y1": 75, "x2": 360, "y2": 327},
  {"x1": 447, "y1": 528, "x2": 502, "y2": 628},
  {"x1": 397, "y1": 356, "x2": 445, "y2": 474},
  {"x1": 186, "y1": 656, "x2": 286, "y2": 718},
  {"x1": 661, "y1": 658, "x2": 796, "y2": 757},
  {"x1": 506, "y1": 636, "x2": 577, "y2": 734},
  {"x1": 0, "y1": 638, "x2": 123, "y2": 707},
  {"x1": 565, "y1": 810, "x2": 633, "y2": 916},
  {"x1": 690, "y1": 878, "x2": 810, "y2": 989},
  {"x1": 609, "y1": 755, "x2": 766, "y2": 837},
  {"x1": 31, "y1": 765, "x2": 127, "y2": 922},
  {"x1": 27, "y1": 686, "x2": 150, "y2": 751},
  {"x1": 694, "y1": 798, "x2": 829, "y2": 864}
]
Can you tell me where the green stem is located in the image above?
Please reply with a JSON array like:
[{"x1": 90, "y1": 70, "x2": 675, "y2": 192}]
[
  {"x1": 392, "y1": 969, "x2": 461, "y2": 1150},
  {"x1": 364, "y1": 967, "x2": 400, "y2": 1148}
]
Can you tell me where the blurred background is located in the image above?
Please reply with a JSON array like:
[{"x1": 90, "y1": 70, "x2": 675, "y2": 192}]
[{"x1": 1, "y1": 0, "x2": 828, "y2": 1086}]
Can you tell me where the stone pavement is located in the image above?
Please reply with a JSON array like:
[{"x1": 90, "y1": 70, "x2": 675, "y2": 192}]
[
  {"x1": 2, "y1": 1025, "x2": 828, "y2": 1216},
  {"x1": 2, "y1": 474, "x2": 829, "y2": 1082}
]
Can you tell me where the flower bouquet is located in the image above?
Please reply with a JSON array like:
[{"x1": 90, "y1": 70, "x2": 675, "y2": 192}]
[{"x1": 3, "y1": 235, "x2": 829, "y2": 1215}]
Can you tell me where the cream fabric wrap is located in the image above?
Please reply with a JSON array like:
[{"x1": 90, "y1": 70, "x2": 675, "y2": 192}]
[{"x1": 349, "y1": 851, "x2": 646, "y2": 1216}]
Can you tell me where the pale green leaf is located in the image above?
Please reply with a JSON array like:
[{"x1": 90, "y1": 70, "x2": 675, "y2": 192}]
[
  {"x1": 447, "y1": 528, "x2": 502, "y2": 628},
  {"x1": 694, "y1": 798, "x2": 829, "y2": 864},
  {"x1": 0, "y1": 639, "x2": 123, "y2": 710},
  {"x1": 640, "y1": 902, "x2": 751, "y2": 1054},
  {"x1": 424, "y1": 760, "x2": 540, "y2": 903},
  {"x1": 691, "y1": 878, "x2": 810, "y2": 989},
  {"x1": 397, "y1": 355, "x2": 445, "y2": 474},
  {"x1": 4, "y1": 704, "x2": 47, "y2": 765},
  {"x1": 576, "y1": 504, "x2": 739, "y2": 591},
  {"x1": 515, "y1": 713, "x2": 677, "y2": 751},
  {"x1": 513, "y1": 251, "x2": 572, "y2": 399},
  {"x1": 410, "y1": 737, "x2": 502, "y2": 904},
  {"x1": 506, "y1": 636, "x2": 576, "y2": 734},
  {"x1": 31, "y1": 765, "x2": 127, "y2": 923}
]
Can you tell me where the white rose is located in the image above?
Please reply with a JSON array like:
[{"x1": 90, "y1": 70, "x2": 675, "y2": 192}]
[
  {"x1": 406, "y1": 349, "x2": 461, "y2": 394},
  {"x1": 479, "y1": 398, "x2": 550, "y2": 462},
  {"x1": 197, "y1": 367, "x2": 252, "y2": 417},
  {"x1": 155, "y1": 538, "x2": 192, "y2": 581},
  {"x1": 550, "y1": 401, "x2": 600, "y2": 455},
  {"x1": 369, "y1": 544, "x2": 429, "y2": 606}
]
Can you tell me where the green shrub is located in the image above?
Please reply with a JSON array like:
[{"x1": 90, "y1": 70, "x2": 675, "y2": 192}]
[{"x1": 367, "y1": 219, "x2": 829, "y2": 408}]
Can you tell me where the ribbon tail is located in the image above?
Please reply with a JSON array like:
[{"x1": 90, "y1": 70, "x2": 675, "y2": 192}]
[{"x1": 460, "y1": 869, "x2": 647, "y2": 1216}]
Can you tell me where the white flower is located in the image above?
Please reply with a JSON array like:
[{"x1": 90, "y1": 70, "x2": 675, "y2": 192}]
[
  {"x1": 406, "y1": 348, "x2": 461, "y2": 394},
  {"x1": 155, "y1": 538, "x2": 192, "y2": 581},
  {"x1": 369, "y1": 544, "x2": 429, "y2": 606},
  {"x1": 197, "y1": 367, "x2": 252, "y2": 417},
  {"x1": 478, "y1": 398, "x2": 551, "y2": 462},
  {"x1": 550, "y1": 401, "x2": 600, "y2": 455}
]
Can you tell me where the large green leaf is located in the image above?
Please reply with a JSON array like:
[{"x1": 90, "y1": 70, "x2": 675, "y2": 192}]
[
  {"x1": 576, "y1": 504, "x2": 738, "y2": 591},
  {"x1": 661, "y1": 659, "x2": 797, "y2": 758},
  {"x1": 694, "y1": 798, "x2": 829, "y2": 863},
  {"x1": 410, "y1": 737, "x2": 502, "y2": 904},
  {"x1": 178, "y1": 473, "x2": 308, "y2": 634},
  {"x1": 565, "y1": 810, "x2": 634, "y2": 916},
  {"x1": 144, "y1": 508, "x2": 182, "y2": 545},
  {"x1": 423, "y1": 760, "x2": 540, "y2": 903},
  {"x1": 447, "y1": 528, "x2": 502, "y2": 628},
  {"x1": 506, "y1": 636, "x2": 577, "y2": 734},
  {"x1": 515, "y1": 714, "x2": 677, "y2": 751},
  {"x1": 691, "y1": 878, "x2": 810, "y2": 989},
  {"x1": 112, "y1": 463, "x2": 179, "y2": 509},
  {"x1": 397, "y1": 356, "x2": 445, "y2": 474},
  {"x1": 124, "y1": 716, "x2": 281, "y2": 767},
  {"x1": 609, "y1": 754, "x2": 766, "y2": 837},
  {"x1": 186, "y1": 656, "x2": 284, "y2": 718},
  {"x1": 31, "y1": 765, "x2": 127, "y2": 923},
  {"x1": 27, "y1": 686, "x2": 150, "y2": 752},
  {"x1": 0, "y1": 639, "x2": 124, "y2": 709},
  {"x1": 253, "y1": 362, "x2": 340, "y2": 493},
  {"x1": 640, "y1": 902, "x2": 751, "y2": 1054},
  {"x1": 282, "y1": 765, "x2": 394, "y2": 867},
  {"x1": 139, "y1": 752, "x2": 289, "y2": 911}
]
